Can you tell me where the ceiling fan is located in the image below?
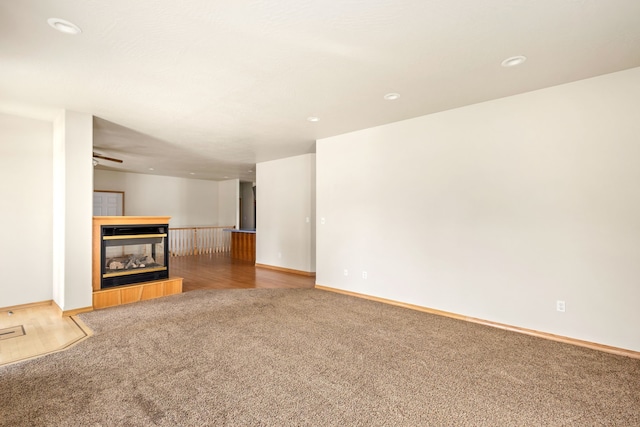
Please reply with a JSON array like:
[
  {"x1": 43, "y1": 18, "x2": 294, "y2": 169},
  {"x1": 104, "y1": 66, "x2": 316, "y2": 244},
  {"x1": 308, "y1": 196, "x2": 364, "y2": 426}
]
[{"x1": 93, "y1": 152, "x2": 123, "y2": 166}]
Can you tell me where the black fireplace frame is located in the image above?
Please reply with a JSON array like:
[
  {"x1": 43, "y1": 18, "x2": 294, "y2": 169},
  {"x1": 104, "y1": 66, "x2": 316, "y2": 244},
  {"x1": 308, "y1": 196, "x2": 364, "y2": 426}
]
[{"x1": 100, "y1": 224, "x2": 169, "y2": 289}]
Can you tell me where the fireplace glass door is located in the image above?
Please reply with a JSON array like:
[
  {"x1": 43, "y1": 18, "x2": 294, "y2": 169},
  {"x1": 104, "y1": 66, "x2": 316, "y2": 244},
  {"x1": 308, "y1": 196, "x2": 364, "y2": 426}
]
[{"x1": 101, "y1": 224, "x2": 169, "y2": 288}]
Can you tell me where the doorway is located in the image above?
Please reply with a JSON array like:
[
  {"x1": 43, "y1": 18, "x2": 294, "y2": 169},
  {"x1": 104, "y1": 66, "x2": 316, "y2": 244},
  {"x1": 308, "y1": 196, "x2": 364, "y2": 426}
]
[{"x1": 239, "y1": 182, "x2": 256, "y2": 229}]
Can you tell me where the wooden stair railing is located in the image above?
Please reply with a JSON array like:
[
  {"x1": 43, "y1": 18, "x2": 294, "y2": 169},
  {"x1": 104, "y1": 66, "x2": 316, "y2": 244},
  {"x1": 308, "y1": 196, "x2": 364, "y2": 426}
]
[{"x1": 169, "y1": 226, "x2": 232, "y2": 257}]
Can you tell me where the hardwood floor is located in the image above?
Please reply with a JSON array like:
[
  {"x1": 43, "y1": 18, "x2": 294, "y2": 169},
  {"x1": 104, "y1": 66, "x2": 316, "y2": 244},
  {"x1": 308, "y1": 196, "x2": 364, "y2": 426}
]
[
  {"x1": 170, "y1": 253, "x2": 316, "y2": 292},
  {"x1": 0, "y1": 303, "x2": 92, "y2": 366}
]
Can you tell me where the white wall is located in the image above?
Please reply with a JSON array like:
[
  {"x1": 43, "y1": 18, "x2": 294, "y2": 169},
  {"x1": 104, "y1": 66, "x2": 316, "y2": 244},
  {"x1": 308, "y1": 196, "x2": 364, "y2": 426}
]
[
  {"x1": 0, "y1": 113, "x2": 53, "y2": 307},
  {"x1": 53, "y1": 111, "x2": 94, "y2": 311},
  {"x1": 218, "y1": 179, "x2": 239, "y2": 228},
  {"x1": 257, "y1": 154, "x2": 315, "y2": 272},
  {"x1": 94, "y1": 170, "x2": 220, "y2": 227},
  {"x1": 317, "y1": 67, "x2": 640, "y2": 352}
]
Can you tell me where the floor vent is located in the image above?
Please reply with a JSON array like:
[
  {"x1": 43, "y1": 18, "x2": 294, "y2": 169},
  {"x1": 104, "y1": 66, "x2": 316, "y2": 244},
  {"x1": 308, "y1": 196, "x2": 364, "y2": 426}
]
[{"x1": 0, "y1": 325, "x2": 25, "y2": 341}]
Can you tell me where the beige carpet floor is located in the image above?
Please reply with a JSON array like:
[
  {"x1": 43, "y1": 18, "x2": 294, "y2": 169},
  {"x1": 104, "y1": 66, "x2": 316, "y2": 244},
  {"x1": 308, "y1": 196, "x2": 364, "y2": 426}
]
[{"x1": 1, "y1": 288, "x2": 638, "y2": 426}]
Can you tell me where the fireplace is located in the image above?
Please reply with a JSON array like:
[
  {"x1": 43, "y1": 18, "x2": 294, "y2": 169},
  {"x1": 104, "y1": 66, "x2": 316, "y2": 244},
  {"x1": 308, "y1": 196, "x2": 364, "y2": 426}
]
[{"x1": 100, "y1": 224, "x2": 169, "y2": 289}]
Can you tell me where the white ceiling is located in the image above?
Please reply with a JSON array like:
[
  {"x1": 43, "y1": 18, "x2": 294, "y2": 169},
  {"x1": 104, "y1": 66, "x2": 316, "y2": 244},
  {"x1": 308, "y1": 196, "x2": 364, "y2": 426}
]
[{"x1": 2, "y1": 0, "x2": 640, "y2": 182}]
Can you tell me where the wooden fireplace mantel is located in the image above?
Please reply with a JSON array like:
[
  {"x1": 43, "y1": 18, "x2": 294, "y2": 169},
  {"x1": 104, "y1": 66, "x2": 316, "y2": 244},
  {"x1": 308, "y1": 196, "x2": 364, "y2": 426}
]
[{"x1": 92, "y1": 216, "x2": 182, "y2": 309}]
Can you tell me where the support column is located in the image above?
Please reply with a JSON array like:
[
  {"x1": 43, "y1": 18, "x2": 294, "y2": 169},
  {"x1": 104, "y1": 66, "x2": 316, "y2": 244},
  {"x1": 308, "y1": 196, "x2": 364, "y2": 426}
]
[{"x1": 52, "y1": 111, "x2": 93, "y2": 313}]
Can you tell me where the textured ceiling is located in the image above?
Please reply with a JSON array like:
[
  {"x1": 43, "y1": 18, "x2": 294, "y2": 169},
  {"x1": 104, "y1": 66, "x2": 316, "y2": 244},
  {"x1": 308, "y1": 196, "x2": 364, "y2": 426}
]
[{"x1": 1, "y1": 0, "x2": 640, "y2": 181}]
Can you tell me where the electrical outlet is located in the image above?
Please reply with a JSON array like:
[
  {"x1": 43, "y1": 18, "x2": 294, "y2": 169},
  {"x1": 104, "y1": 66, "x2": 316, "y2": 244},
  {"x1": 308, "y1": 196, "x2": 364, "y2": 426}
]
[
  {"x1": 278, "y1": 252, "x2": 282, "y2": 259},
  {"x1": 556, "y1": 300, "x2": 566, "y2": 312},
  {"x1": 344, "y1": 269, "x2": 348, "y2": 276},
  {"x1": 321, "y1": 217, "x2": 326, "y2": 225},
  {"x1": 362, "y1": 271, "x2": 368, "y2": 279}
]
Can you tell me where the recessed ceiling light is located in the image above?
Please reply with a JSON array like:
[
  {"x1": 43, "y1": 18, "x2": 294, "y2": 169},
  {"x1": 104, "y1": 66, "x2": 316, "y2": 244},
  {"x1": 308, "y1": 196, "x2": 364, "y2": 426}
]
[
  {"x1": 224, "y1": 176, "x2": 229, "y2": 179},
  {"x1": 501, "y1": 55, "x2": 527, "y2": 67},
  {"x1": 248, "y1": 170, "x2": 253, "y2": 173},
  {"x1": 47, "y1": 18, "x2": 82, "y2": 35},
  {"x1": 307, "y1": 116, "x2": 319, "y2": 122},
  {"x1": 190, "y1": 172, "x2": 196, "y2": 175},
  {"x1": 384, "y1": 93, "x2": 400, "y2": 101},
  {"x1": 148, "y1": 168, "x2": 154, "y2": 171}
]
